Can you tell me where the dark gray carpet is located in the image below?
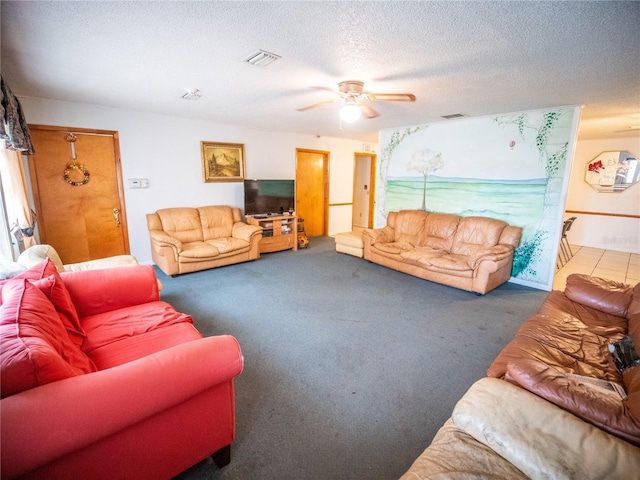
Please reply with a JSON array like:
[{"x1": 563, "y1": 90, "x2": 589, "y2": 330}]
[{"x1": 161, "y1": 237, "x2": 548, "y2": 480}]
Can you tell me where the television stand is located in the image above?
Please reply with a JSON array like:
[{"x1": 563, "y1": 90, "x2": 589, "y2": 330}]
[{"x1": 246, "y1": 215, "x2": 298, "y2": 253}]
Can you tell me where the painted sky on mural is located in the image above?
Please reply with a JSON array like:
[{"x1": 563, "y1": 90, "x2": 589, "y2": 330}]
[{"x1": 386, "y1": 116, "x2": 545, "y2": 181}]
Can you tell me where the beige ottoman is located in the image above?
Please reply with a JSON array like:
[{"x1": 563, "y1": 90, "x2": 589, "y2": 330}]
[{"x1": 334, "y1": 231, "x2": 364, "y2": 258}]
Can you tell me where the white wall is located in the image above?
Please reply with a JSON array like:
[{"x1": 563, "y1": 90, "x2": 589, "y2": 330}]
[
  {"x1": 19, "y1": 97, "x2": 370, "y2": 263},
  {"x1": 565, "y1": 135, "x2": 640, "y2": 253}
]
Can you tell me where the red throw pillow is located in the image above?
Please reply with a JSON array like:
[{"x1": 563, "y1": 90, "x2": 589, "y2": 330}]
[
  {"x1": 0, "y1": 279, "x2": 96, "y2": 398},
  {"x1": 33, "y1": 274, "x2": 84, "y2": 346},
  {"x1": 2, "y1": 258, "x2": 85, "y2": 344}
]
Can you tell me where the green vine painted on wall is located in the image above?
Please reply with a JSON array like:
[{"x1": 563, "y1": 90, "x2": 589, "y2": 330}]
[
  {"x1": 535, "y1": 111, "x2": 560, "y2": 158},
  {"x1": 512, "y1": 229, "x2": 547, "y2": 277},
  {"x1": 494, "y1": 108, "x2": 571, "y2": 279},
  {"x1": 546, "y1": 142, "x2": 568, "y2": 178}
]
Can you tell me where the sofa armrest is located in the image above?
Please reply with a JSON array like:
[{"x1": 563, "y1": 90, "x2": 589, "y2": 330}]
[
  {"x1": 61, "y1": 265, "x2": 160, "y2": 318},
  {"x1": 1, "y1": 335, "x2": 244, "y2": 479},
  {"x1": 467, "y1": 244, "x2": 514, "y2": 269},
  {"x1": 506, "y1": 359, "x2": 640, "y2": 445},
  {"x1": 452, "y1": 377, "x2": 640, "y2": 480},
  {"x1": 232, "y1": 221, "x2": 262, "y2": 242},
  {"x1": 149, "y1": 230, "x2": 183, "y2": 252}
]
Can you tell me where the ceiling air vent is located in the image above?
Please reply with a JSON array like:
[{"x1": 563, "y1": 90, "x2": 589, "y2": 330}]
[
  {"x1": 441, "y1": 113, "x2": 466, "y2": 120},
  {"x1": 244, "y1": 50, "x2": 281, "y2": 67}
]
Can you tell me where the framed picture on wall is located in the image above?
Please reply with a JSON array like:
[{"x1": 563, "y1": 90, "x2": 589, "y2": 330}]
[{"x1": 201, "y1": 141, "x2": 245, "y2": 182}]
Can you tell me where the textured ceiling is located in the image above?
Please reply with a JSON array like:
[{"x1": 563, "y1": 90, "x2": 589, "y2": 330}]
[{"x1": 2, "y1": 1, "x2": 639, "y2": 144}]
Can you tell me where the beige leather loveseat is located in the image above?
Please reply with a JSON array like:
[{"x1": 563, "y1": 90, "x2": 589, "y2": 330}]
[
  {"x1": 362, "y1": 210, "x2": 522, "y2": 294},
  {"x1": 146, "y1": 205, "x2": 262, "y2": 276}
]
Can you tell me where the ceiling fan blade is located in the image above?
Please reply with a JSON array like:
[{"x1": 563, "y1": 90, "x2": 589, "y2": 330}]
[
  {"x1": 367, "y1": 93, "x2": 416, "y2": 102},
  {"x1": 359, "y1": 102, "x2": 380, "y2": 119},
  {"x1": 296, "y1": 98, "x2": 339, "y2": 112},
  {"x1": 311, "y1": 85, "x2": 340, "y2": 94}
]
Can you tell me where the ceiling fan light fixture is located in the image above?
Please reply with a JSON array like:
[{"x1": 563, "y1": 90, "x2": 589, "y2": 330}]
[{"x1": 340, "y1": 104, "x2": 362, "y2": 123}]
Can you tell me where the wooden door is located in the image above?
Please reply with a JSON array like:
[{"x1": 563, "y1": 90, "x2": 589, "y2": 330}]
[
  {"x1": 353, "y1": 153, "x2": 376, "y2": 229},
  {"x1": 295, "y1": 149, "x2": 328, "y2": 237},
  {"x1": 28, "y1": 125, "x2": 129, "y2": 264}
]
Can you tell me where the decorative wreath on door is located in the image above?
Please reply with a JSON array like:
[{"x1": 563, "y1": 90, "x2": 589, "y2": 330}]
[
  {"x1": 62, "y1": 132, "x2": 90, "y2": 186},
  {"x1": 63, "y1": 162, "x2": 90, "y2": 186}
]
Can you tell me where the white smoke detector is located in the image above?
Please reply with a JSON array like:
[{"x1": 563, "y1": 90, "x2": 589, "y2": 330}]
[{"x1": 181, "y1": 88, "x2": 201, "y2": 100}]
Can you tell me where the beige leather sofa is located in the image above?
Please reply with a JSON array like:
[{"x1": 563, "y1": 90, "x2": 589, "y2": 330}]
[
  {"x1": 363, "y1": 210, "x2": 522, "y2": 294},
  {"x1": 401, "y1": 274, "x2": 640, "y2": 479},
  {"x1": 146, "y1": 205, "x2": 262, "y2": 276}
]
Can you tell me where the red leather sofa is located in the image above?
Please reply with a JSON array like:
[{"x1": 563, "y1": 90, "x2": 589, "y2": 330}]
[{"x1": 0, "y1": 260, "x2": 244, "y2": 479}]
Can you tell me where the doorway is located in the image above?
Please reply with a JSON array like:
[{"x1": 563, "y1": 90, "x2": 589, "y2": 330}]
[
  {"x1": 295, "y1": 149, "x2": 328, "y2": 237},
  {"x1": 353, "y1": 153, "x2": 376, "y2": 229},
  {"x1": 27, "y1": 125, "x2": 129, "y2": 264}
]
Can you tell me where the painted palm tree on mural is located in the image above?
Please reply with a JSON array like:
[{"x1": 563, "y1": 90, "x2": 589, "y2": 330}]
[{"x1": 407, "y1": 148, "x2": 445, "y2": 211}]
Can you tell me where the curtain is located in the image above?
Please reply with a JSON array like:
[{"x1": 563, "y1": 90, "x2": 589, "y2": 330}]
[
  {"x1": 0, "y1": 76, "x2": 36, "y2": 250},
  {"x1": 0, "y1": 76, "x2": 35, "y2": 154},
  {"x1": 0, "y1": 141, "x2": 36, "y2": 249}
]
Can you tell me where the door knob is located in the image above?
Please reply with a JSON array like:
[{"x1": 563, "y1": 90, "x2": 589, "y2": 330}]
[{"x1": 113, "y1": 208, "x2": 121, "y2": 227}]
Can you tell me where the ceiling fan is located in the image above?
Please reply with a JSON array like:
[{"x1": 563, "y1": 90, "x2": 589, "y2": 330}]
[{"x1": 297, "y1": 80, "x2": 416, "y2": 122}]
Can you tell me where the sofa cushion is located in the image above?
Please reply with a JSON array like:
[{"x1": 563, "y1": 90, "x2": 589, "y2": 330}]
[
  {"x1": 538, "y1": 290, "x2": 629, "y2": 334},
  {"x1": 198, "y1": 205, "x2": 234, "y2": 240},
  {"x1": 81, "y1": 301, "x2": 199, "y2": 369},
  {"x1": 206, "y1": 237, "x2": 250, "y2": 254},
  {"x1": 179, "y1": 241, "x2": 221, "y2": 259},
  {"x1": 487, "y1": 312, "x2": 623, "y2": 382},
  {"x1": 81, "y1": 301, "x2": 195, "y2": 356},
  {"x1": 416, "y1": 213, "x2": 459, "y2": 251},
  {"x1": 453, "y1": 377, "x2": 640, "y2": 478},
  {"x1": 156, "y1": 207, "x2": 204, "y2": 243},
  {"x1": 392, "y1": 210, "x2": 427, "y2": 245},
  {"x1": 400, "y1": 246, "x2": 444, "y2": 264},
  {"x1": 450, "y1": 216, "x2": 507, "y2": 255},
  {"x1": 0, "y1": 279, "x2": 96, "y2": 398},
  {"x1": 88, "y1": 323, "x2": 203, "y2": 370},
  {"x1": 564, "y1": 274, "x2": 633, "y2": 318},
  {"x1": 423, "y1": 253, "x2": 473, "y2": 272},
  {"x1": 507, "y1": 359, "x2": 640, "y2": 446},
  {"x1": 373, "y1": 241, "x2": 415, "y2": 256}
]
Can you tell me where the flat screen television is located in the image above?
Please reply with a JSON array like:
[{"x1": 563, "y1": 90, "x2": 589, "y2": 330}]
[{"x1": 244, "y1": 179, "x2": 295, "y2": 216}]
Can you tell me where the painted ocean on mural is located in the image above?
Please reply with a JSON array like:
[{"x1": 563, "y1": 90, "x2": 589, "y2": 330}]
[{"x1": 386, "y1": 176, "x2": 546, "y2": 239}]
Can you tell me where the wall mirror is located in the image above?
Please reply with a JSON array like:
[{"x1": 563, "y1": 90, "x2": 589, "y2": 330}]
[{"x1": 584, "y1": 151, "x2": 640, "y2": 192}]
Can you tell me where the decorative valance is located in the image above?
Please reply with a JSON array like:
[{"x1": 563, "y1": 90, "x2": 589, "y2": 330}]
[{"x1": 0, "y1": 76, "x2": 35, "y2": 155}]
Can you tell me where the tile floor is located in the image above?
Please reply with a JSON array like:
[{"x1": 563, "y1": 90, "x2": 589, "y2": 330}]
[{"x1": 554, "y1": 245, "x2": 640, "y2": 290}]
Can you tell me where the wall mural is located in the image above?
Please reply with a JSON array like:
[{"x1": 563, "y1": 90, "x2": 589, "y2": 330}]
[{"x1": 376, "y1": 106, "x2": 580, "y2": 290}]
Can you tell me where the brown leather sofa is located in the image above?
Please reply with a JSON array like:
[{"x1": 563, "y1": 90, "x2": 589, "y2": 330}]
[
  {"x1": 362, "y1": 210, "x2": 522, "y2": 294},
  {"x1": 400, "y1": 274, "x2": 640, "y2": 479},
  {"x1": 146, "y1": 205, "x2": 262, "y2": 276}
]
